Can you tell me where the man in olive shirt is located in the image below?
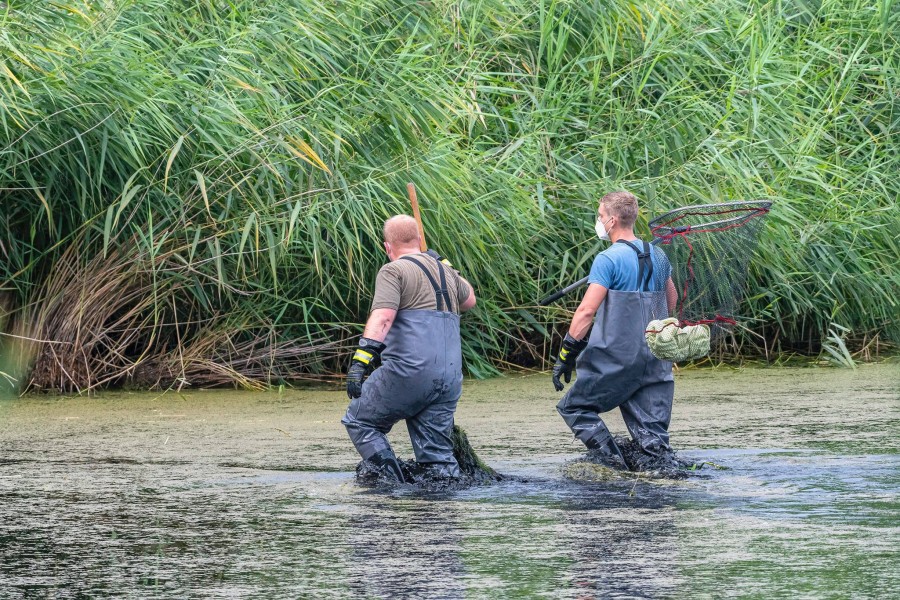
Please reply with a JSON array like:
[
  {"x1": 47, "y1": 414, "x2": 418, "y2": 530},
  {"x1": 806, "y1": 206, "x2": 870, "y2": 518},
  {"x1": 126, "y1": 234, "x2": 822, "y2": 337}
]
[{"x1": 342, "y1": 215, "x2": 476, "y2": 481}]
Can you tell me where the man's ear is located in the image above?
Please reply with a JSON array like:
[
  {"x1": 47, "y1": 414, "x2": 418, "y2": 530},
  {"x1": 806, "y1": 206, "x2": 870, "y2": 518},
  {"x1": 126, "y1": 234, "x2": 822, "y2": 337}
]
[{"x1": 383, "y1": 241, "x2": 392, "y2": 260}]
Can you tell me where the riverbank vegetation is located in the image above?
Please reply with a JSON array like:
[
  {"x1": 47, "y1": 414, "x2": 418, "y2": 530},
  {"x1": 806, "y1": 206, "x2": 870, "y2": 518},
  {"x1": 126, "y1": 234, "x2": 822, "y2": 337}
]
[{"x1": 1, "y1": 0, "x2": 897, "y2": 392}]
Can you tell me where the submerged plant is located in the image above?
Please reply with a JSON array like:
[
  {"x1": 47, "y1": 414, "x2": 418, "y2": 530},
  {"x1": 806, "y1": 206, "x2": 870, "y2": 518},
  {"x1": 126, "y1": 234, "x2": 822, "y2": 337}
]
[{"x1": 452, "y1": 424, "x2": 498, "y2": 480}]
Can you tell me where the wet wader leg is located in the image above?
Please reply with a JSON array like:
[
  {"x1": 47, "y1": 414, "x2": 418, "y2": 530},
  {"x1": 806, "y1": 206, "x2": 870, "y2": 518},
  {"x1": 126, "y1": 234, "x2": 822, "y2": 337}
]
[
  {"x1": 342, "y1": 398, "x2": 406, "y2": 482},
  {"x1": 341, "y1": 379, "x2": 399, "y2": 461},
  {"x1": 556, "y1": 393, "x2": 626, "y2": 461},
  {"x1": 406, "y1": 390, "x2": 461, "y2": 477},
  {"x1": 619, "y1": 380, "x2": 674, "y2": 455}
]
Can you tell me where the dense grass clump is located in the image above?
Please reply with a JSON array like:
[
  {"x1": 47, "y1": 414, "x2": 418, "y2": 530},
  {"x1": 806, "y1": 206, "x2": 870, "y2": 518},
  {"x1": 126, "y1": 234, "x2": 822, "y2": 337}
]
[{"x1": 1, "y1": 0, "x2": 897, "y2": 391}]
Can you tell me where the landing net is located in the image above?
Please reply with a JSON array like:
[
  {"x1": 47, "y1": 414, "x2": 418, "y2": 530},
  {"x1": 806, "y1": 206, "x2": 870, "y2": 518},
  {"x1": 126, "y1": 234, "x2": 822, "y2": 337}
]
[{"x1": 645, "y1": 200, "x2": 771, "y2": 360}]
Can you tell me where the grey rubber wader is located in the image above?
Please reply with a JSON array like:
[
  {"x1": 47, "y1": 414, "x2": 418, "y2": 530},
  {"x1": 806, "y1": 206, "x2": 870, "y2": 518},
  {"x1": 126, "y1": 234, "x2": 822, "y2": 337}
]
[
  {"x1": 342, "y1": 257, "x2": 463, "y2": 477},
  {"x1": 556, "y1": 288, "x2": 674, "y2": 457}
]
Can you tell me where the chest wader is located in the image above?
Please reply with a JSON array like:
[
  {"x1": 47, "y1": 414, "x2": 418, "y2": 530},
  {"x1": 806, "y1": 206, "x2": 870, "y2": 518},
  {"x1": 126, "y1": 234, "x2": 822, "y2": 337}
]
[
  {"x1": 556, "y1": 240, "x2": 675, "y2": 460},
  {"x1": 342, "y1": 255, "x2": 463, "y2": 477}
]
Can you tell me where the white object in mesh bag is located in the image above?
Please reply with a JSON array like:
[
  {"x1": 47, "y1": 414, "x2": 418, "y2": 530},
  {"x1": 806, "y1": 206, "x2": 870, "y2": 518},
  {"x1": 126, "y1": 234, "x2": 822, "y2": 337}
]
[{"x1": 645, "y1": 318, "x2": 711, "y2": 362}]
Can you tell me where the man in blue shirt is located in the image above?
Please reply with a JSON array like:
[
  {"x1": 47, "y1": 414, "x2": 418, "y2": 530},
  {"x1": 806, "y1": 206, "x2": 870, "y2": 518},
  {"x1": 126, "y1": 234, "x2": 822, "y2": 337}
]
[{"x1": 552, "y1": 191, "x2": 678, "y2": 468}]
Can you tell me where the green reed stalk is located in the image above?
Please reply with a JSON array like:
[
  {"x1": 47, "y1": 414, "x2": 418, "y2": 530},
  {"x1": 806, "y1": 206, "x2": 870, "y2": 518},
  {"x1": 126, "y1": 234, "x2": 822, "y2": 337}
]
[{"x1": 1, "y1": 0, "x2": 896, "y2": 390}]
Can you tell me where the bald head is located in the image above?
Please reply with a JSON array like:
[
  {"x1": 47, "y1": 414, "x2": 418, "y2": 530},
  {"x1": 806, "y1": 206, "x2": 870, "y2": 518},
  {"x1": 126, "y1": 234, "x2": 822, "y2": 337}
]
[{"x1": 383, "y1": 215, "x2": 421, "y2": 247}]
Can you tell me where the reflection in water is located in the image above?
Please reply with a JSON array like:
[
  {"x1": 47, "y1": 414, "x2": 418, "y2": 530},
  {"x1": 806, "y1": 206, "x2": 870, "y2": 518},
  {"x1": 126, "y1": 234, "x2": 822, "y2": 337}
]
[
  {"x1": 0, "y1": 365, "x2": 897, "y2": 597},
  {"x1": 347, "y1": 496, "x2": 466, "y2": 599},
  {"x1": 557, "y1": 483, "x2": 681, "y2": 599}
]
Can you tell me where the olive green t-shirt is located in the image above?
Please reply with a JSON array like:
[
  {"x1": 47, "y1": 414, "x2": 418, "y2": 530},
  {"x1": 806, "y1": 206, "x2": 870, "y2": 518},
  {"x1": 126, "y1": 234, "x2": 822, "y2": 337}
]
[{"x1": 370, "y1": 253, "x2": 471, "y2": 314}]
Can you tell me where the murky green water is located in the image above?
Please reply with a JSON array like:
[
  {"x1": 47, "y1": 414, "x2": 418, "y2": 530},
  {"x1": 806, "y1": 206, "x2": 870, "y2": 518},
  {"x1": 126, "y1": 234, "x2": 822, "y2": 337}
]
[{"x1": 1, "y1": 365, "x2": 898, "y2": 598}]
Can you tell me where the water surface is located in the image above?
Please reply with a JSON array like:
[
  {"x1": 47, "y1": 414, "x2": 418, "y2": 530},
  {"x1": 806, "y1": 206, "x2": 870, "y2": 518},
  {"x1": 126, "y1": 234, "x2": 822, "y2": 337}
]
[{"x1": 1, "y1": 365, "x2": 898, "y2": 598}]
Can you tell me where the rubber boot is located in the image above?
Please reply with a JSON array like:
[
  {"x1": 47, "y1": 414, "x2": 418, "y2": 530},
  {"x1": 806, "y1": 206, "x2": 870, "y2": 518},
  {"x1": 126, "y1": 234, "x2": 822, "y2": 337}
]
[
  {"x1": 415, "y1": 462, "x2": 461, "y2": 480},
  {"x1": 585, "y1": 431, "x2": 628, "y2": 470},
  {"x1": 367, "y1": 449, "x2": 407, "y2": 483},
  {"x1": 627, "y1": 440, "x2": 680, "y2": 476}
]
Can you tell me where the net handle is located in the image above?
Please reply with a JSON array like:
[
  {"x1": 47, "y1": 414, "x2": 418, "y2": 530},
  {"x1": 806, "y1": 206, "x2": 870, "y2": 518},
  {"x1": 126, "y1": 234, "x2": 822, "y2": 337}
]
[{"x1": 538, "y1": 237, "x2": 662, "y2": 306}]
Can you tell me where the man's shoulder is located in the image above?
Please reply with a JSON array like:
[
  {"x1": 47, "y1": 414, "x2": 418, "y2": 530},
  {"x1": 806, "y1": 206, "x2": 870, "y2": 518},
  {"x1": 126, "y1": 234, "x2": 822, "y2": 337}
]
[
  {"x1": 603, "y1": 239, "x2": 656, "y2": 255},
  {"x1": 649, "y1": 242, "x2": 670, "y2": 261},
  {"x1": 379, "y1": 256, "x2": 418, "y2": 273},
  {"x1": 378, "y1": 254, "x2": 429, "y2": 278},
  {"x1": 597, "y1": 242, "x2": 634, "y2": 261},
  {"x1": 376, "y1": 261, "x2": 407, "y2": 285},
  {"x1": 377, "y1": 261, "x2": 398, "y2": 275}
]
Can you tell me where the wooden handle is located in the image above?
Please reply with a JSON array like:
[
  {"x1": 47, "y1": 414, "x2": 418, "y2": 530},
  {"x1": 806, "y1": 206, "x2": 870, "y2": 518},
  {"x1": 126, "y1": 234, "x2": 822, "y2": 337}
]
[{"x1": 407, "y1": 182, "x2": 427, "y2": 251}]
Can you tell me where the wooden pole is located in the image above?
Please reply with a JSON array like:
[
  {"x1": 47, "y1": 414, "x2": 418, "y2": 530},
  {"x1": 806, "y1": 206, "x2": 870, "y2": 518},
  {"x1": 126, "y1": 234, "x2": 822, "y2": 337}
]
[{"x1": 407, "y1": 182, "x2": 427, "y2": 251}]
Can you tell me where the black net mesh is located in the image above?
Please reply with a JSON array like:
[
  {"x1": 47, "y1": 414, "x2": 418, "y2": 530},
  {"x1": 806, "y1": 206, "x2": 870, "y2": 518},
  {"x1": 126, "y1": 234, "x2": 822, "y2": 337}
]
[
  {"x1": 649, "y1": 200, "x2": 772, "y2": 338},
  {"x1": 646, "y1": 243, "x2": 675, "y2": 323}
]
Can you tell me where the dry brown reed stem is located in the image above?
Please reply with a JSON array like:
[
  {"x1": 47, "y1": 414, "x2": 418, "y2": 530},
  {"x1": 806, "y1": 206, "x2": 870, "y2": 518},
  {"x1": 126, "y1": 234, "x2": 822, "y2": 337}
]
[
  {"x1": 132, "y1": 323, "x2": 346, "y2": 391},
  {"x1": 22, "y1": 241, "x2": 165, "y2": 392},
  {"x1": 13, "y1": 235, "x2": 348, "y2": 394}
]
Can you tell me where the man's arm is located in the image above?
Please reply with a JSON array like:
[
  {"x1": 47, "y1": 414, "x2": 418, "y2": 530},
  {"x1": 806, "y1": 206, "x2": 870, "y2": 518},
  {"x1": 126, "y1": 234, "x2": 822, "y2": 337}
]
[
  {"x1": 568, "y1": 283, "x2": 608, "y2": 340},
  {"x1": 347, "y1": 309, "x2": 395, "y2": 399},
  {"x1": 362, "y1": 308, "x2": 397, "y2": 342},
  {"x1": 666, "y1": 277, "x2": 677, "y2": 315},
  {"x1": 363, "y1": 264, "x2": 402, "y2": 341},
  {"x1": 551, "y1": 283, "x2": 607, "y2": 391}
]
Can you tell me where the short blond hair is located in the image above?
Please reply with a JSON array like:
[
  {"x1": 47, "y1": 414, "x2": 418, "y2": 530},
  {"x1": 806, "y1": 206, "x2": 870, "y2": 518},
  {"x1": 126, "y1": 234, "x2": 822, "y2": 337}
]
[
  {"x1": 383, "y1": 215, "x2": 421, "y2": 246},
  {"x1": 600, "y1": 191, "x2": 639, "y2": 228}
]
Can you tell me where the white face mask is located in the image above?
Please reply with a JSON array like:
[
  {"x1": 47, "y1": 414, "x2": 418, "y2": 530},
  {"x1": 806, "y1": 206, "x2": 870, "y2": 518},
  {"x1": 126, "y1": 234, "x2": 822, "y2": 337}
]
[{"x1": 595, "y1": 216, "x2": 612, "y2": 241}]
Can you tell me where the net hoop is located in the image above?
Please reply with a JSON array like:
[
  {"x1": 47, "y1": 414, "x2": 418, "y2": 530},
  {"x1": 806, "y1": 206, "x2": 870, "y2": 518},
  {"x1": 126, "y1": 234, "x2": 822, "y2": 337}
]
[{"x1": 649, "y1": 200, "x2": 772, "y2": 241}]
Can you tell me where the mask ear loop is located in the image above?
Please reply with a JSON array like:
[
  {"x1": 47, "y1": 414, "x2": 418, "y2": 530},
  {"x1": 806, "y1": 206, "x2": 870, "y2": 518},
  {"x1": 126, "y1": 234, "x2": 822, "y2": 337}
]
[{"x1": 595, "y1": 216, "x2": 613, "y2": 239}]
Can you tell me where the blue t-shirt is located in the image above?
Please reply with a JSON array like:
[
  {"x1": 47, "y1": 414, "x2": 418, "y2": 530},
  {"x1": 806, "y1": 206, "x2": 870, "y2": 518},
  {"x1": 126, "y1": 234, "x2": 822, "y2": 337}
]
[{"x1": 588, "y1": 240, "x2": 671, "y2": 292}]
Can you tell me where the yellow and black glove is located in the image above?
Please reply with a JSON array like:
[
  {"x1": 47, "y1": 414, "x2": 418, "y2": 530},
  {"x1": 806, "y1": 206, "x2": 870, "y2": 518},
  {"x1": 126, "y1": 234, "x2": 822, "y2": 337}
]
[
  {"x1": 552, "y1": 333, "x2": 587, "y2": 392},
  {"x1": 346, "y1": 337, "x2": 386, "y2": 399}
]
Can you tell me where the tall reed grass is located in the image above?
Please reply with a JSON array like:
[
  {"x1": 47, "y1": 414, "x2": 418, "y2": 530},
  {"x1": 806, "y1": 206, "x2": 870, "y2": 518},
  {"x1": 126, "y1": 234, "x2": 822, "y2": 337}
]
[{"x1": 1, "y1": 0, "x2": 897, "y2": 390}]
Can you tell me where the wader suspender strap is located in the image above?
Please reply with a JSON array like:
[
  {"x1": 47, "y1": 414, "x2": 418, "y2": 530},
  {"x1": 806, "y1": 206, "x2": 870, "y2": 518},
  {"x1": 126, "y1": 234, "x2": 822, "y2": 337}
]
[
  {"x1": 616, "y1": 239, "x2": 654, "y2": 292},
  {"x1": 399, "y1": 255, "x2": 454, "y2": 313}
]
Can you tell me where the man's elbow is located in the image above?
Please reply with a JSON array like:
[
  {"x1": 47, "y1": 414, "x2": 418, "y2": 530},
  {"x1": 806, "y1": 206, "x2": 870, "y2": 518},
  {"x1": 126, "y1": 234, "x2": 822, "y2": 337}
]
[
  {"x1": 460, "y1": 293, "x2": 477, "y2": 313},
  {"x1": 574, "y1": 304, "x2": 596, "y2": 320}
]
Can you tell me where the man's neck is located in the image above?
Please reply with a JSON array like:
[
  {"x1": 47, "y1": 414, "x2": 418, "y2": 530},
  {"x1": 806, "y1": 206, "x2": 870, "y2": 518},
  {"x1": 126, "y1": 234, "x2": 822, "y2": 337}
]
[
  {"x1": 612, "y1": 229, "x2": 638, "y2": 243},
  {"x1": 391, "y1": 247, "x2": 423, "y2": 261}
]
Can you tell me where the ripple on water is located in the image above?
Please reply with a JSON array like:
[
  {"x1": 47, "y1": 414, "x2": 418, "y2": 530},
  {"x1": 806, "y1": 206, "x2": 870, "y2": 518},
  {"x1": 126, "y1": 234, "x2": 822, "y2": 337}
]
[{"x1": 0, "y1": 365, "x2": 898, "y2": 597}]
